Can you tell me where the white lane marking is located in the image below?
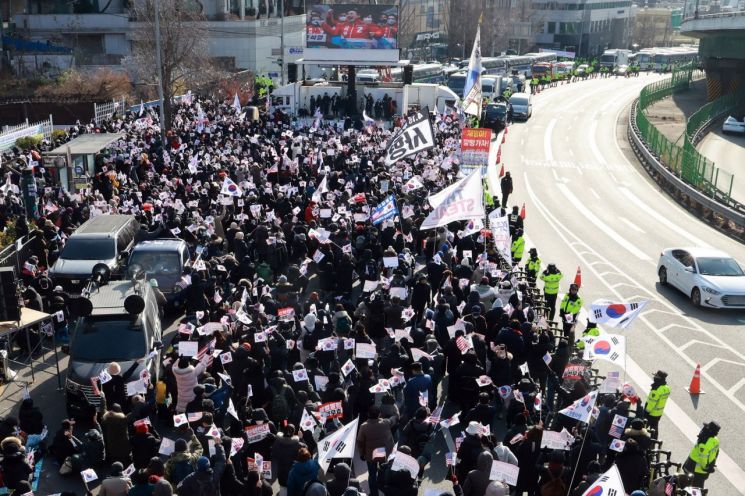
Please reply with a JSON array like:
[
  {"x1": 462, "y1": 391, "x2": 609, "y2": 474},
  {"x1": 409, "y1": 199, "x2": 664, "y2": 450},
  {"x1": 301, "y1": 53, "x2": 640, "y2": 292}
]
[
  {"x1": 728, "y1": 377, "x2": 745, "y2": 395},
  {"x1": 609, "y1": 173, "x2": 618, "y2": 183},
  {"x1": 679, "y1": 339, "x2": 726, "y2": 352},
  {"x1": 556, "y1": 183, "x2": 652, "y2": 262},
  {"x1": 590, "y1": 188, "x2": 600, "y2": 199},
  {"x1": 625, "y1": 356, "x2": 745, "y2": 494},
  {"x1": 552, "y1": 169, "x2": 560, "y2": 181},
  {"x1": 544, "y1": 118, "x2": 556, "y2": 162},
  {"x1": 619, "y1": 216, "x2": 645, "y2": 234},
  {"x1": 526, "y1": 173, "x2": 745, "y2": 493},
  {"x1": 588, "y1": 120, "x2": 607, "y2": 166},
  {"x1": 618, "y1": 186, "x2": 712, "y2": 248}
]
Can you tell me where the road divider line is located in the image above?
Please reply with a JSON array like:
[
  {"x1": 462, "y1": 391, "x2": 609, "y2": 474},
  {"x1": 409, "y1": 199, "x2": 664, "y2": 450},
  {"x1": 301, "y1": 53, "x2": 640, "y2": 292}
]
[
  {"x1": 619, "y1": 216, "x2": 646, "y2": 233},
  {"x1": 544, "y1": 118, "x2": 556, "y2": 162},
  {"x1": 618, "y1": 186, "x2": 712, "y2": 247},
  {"x1": 556, "y1": 183, "x2": 652, "y2": 262},
  {"x1": 588, "y1": 120, "x2": 607, "y2": 166},
  {"x1": 525, "y1": 173, "x2": 745, "y2": 493}
]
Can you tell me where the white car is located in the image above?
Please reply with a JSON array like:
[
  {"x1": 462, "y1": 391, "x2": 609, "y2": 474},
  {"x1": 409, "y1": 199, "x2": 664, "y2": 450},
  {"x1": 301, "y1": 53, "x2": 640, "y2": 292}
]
[
  {"x1": 722, "y1": 116, "x2": 745, "y2": 135},
  {"x1": 657, "y1": 247, "x2": 745, "y2": 308}
]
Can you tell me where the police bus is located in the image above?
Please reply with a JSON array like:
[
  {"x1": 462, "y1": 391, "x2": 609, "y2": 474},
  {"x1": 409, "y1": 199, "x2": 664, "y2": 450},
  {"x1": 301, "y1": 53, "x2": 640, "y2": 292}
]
[{"x1": 391, "y1": 63, "x2": 446, "y2": 84}]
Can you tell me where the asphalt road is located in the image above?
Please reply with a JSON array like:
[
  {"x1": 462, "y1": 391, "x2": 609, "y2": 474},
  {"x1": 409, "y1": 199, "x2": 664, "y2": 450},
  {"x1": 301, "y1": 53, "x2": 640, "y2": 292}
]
[
  {"x1": 505, "y1": 73, "x2": 745, "y2": 495},
  {"x1": 697, "y1": 126, "x2": 745, "y2": 206}
]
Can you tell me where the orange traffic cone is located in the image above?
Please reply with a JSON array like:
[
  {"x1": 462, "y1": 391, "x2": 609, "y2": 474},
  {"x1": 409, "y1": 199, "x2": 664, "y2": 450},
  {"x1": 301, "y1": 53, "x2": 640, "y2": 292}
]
[
  {"x1": 520, "y1": 203, "x2": 526, "y2": 220},
  {"x1": 686, "y1": 363, "x2": 705, "y2": 394},
  {"x1": 573, "y1": 266, "x2": 582, "y2": 288},
  {"x1": 499, "y1": 164, "x2": 505, "y2": 177}
]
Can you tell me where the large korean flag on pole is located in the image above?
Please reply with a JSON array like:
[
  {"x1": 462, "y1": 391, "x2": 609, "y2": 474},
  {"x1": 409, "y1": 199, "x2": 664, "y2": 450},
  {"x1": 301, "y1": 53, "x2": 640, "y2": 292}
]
[
  {"x1": 462, "y1": 23, "x2": 483, "y2": 118},
  {"x1": 317, "y1": 418, "x2": 359, "y2": 472},
  {"x1": 559, "y1": 390, "x2": 598, "y2": 424},
  {"x1": 384, "y1": 107, "x2": 436, "y2": 166},
  {"x1": 591, "y1": 300, "x2": 649, "y2": 329},
  {"x1": 420, "y1": 168, "x2": 484, "y2": 230},
  {"x1": 579, "y1": 465, "x2": 626, "y2": 496},
  {"x1": 582, "y1": 334, "x2": 625, "y2": 365}
]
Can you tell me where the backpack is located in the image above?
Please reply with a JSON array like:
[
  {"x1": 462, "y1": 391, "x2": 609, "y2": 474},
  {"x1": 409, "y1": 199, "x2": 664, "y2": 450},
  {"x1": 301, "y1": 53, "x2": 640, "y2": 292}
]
[
  {"x1": 270, "y1": 385, "x2": 290, "y2": 423},
  {"x1": 170, "y1": 458, "x2": 194, "y2": 486},
  {"x1": 540, "y1": 472, "x2": 568, "y2": 496},
  {"x1": 302, "y1": 480, "x2": 325, "y2": 496},
  {"x1": 302, "y1": 326, "x2": 318, "y2": 351},
  {"x1": 335, "y1": 315, "x2": 351, "y2": 334}
]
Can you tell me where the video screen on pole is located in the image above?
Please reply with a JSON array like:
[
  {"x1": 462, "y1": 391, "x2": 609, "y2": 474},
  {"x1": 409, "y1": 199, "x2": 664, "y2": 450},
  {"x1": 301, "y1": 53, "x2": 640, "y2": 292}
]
[{"x1": 306, "y1": 4, "x2": 399, "y2": 50}]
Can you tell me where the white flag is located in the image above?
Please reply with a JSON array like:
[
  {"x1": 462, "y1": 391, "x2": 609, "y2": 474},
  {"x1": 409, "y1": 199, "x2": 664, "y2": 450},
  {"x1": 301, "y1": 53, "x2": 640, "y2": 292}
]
[
  {"x1": 491, "y1": 214, "x2": 512, "y2": 265},
  {"x1": 317, "y1": 418, "x2": 359, "y2": 472},
  {"x1": 590, "y1": 300, "x2": 649, "y2": 329},
  {"x1": 579, "y1": 465, "x2": 626, "y2": 496},
  {"x1": 384, "y1": 108, "x2": 436, "y2": 166},
  {"x1": 226, "y1": 398, "x2": 240, "y2": 421},
  {"x1": 139, "y1": 100, "x2": 144, "y2": 117},
  {"x1": 421, "y1": 168, "x2": 484, "y2": 230},
  {"x1": 583, "y1": 334, "x2": 625, "y2": 364},
  {"x1": 221, "y1": 177, "x2": 243, "y2": 197},
  {"x1": 311, "y1": 175, "x2": 328, "y2": 203},
  {"x1": 363, "y1": 109, "x2": 375, "y2": 126},
  {"x1": 459, "y1": 218, "x2": 484, "y2": 238},
  {"x1": 233, "y1": 92, "x2": 241, "y2": 113},
  {"x1": 559, "y1": 390, "x2": 598, "y2": 424},
  {"x1": 462, "y1": 25, "x2": 482, "y2": 118}
]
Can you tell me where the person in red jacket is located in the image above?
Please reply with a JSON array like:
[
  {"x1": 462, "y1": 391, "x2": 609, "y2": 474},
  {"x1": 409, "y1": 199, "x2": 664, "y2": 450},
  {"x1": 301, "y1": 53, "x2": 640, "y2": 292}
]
[{"x1": 304, "y1": 201, "x2": 318, "y2": 223}]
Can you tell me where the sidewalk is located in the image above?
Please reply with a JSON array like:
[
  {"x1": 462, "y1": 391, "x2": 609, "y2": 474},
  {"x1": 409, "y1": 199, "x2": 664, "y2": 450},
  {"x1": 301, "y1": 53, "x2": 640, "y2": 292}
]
[{"x1": 645, "y1": 79, "x2": 745, "y2": 206}]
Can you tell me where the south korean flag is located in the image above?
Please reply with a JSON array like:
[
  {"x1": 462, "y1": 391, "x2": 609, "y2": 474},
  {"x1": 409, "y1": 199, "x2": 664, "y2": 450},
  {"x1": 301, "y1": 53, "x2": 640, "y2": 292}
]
[{"x1": 583, "y1": 334, "x2": 625, "y2": 365}]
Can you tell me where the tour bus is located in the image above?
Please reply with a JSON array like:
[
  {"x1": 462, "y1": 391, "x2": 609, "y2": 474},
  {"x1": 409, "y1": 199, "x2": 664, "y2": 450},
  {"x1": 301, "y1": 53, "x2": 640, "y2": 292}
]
[
  {"x1": 391, "y1": 63, "x2": 446, "y2": 84},
  {"x1": 653, "y1": 47, "x2": 698, "y2": 71}
]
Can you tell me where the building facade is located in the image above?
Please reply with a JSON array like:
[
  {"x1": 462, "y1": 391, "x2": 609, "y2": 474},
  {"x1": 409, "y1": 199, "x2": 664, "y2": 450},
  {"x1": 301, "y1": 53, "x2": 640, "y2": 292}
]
[
  {"x1": 532, "y1": 0, "x2": 635, "y2": 57},
  {"x1": 4, "y1": 0, "x2": 304, "y2": 81}
]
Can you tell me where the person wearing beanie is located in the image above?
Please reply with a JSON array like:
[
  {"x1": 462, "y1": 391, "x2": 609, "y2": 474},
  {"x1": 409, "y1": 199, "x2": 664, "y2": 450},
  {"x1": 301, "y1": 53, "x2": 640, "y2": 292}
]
[
  {"x1": 164, "y1": 436, "x2": 203, "y2": 486},
  {"x1": 99, "y1": 461, "x2": 132, "y2": 496},
  {"x1": 130, "y1": 421, "x2": 162, "y2": 470},
  {"x1": 176, "y1": 440, "x2": 226, "y2": 496},
  {"x1": 172, "y1": 354, "x2": 208, "y2": 414},
  {"x1": 463, "y1": 450, "x2": 494, "y2": 496},
  {"x1": 326, "y1": 462, "x2": 361, "y2": 496},
  {"x1": 271, "y1": 424, "x2": 306, "y2": 488}
]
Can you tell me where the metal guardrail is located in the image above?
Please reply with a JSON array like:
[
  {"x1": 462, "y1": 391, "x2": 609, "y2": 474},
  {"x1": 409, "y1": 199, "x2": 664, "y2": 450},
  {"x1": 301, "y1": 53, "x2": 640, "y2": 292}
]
[
  {"x1": 629, "y1": 96, "x2": 745, "y2": 229},
  {"x1": 683, "y1": 10, "x2": 745, "y2": 22}
]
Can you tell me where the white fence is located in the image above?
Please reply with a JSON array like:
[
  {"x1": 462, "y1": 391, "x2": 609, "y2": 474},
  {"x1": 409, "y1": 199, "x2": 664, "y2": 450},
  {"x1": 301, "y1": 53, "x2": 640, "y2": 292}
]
[
  {"x1": 93, "y1": 97, "x2": 127, "y2": 125},
  {"x1": 0, "y1": 116, "x2": 54, "y2": 151}
]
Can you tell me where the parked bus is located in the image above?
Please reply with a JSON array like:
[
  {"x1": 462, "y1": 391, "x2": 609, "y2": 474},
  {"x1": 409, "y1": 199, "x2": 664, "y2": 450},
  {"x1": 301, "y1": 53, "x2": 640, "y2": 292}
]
[{"x1": 391, "y1": 63, "x2": 446, "y2": 84}]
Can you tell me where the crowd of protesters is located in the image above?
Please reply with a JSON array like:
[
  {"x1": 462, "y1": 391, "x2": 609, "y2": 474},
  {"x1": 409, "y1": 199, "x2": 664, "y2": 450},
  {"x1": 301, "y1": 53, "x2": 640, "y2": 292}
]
[{"x1": 0, "y1": 91, "x2": 709, "y2": 496}]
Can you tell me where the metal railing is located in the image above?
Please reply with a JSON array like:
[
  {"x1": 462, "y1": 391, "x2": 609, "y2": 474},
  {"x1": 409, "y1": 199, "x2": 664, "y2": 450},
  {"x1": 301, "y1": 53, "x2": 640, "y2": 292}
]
[
  {"x1": 0, "y1": 116, "x2": 54, "y2": 151},
  {"x1": 93, "y1": 97, "x2": 127, "y2": 125},
  {"x1": 634, "y1": 63, "x2": 742, "y2": 208}
]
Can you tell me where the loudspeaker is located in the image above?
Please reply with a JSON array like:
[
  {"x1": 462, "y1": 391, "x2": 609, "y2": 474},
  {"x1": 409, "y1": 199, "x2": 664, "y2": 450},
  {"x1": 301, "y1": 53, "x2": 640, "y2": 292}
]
[
  {"x1": 347, "y1": 65, "x2": 356, "y2": 92},
  {"x1": 287, "y1": 63, "x2": 298, "y2": 83},
  {"x1": 403, "y1": 64, "x2": 414, "y2": 85},
  {"x1": 0, "y1": 267, "x2": 20, "y2": 322}
]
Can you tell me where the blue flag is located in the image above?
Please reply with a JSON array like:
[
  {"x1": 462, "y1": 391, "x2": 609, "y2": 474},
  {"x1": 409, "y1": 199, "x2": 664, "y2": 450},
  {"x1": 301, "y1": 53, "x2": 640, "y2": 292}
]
[{"x1": 371, "y1": 195, "x2": 398, "y2": 225}]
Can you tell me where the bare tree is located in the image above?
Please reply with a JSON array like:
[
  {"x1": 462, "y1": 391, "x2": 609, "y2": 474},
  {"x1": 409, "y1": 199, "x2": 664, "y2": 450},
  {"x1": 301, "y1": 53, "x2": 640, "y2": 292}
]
[{"x1": 124, "y1": 0, "x2": 222, "y2": 128}]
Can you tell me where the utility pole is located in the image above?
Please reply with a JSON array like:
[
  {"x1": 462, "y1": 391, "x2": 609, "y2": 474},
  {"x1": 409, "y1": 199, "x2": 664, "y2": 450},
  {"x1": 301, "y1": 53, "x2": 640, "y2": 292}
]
[
  {"x1": 280, "y1": 0, "x2": 285, "y2": 85},
  {"x1": 154, "y1": 0, "x2": 167, "y2": 145}
]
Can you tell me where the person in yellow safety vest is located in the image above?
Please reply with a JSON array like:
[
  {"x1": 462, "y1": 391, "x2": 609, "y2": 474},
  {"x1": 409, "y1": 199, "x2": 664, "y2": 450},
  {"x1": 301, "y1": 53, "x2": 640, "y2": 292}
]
[
  {"x1": 540, "y1": 263, "x2": 562, "y2": 321},
  {"x1": 511, "y1": 229, "x2": 525, "y2": 265},
  {"x1": 576, "y1": 320, "x2": 600, "y2": 350},
  {"x1": 559, "y1": 283, "x2": 583, "y2": 340},
  {"x1": 525, "y1": 248, "x2": 541, "y2": 287},
  {"x1": 644, "y1": 370, "x2": 671, "y2": 440},
  {"x1": 684, "y1": 421, "x2": 720, "y2": 489}
]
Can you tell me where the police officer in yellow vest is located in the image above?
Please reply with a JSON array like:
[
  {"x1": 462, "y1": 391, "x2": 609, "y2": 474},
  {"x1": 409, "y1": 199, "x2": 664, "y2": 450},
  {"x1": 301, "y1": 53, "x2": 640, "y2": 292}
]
[
  {"x1": 684, "y1": 421, "x2": 720, "y2": 489},
  {"x1": 540, "y1": 263, "x2": 563, "y2": 320},
  {"x1": 559, "y1": 283, "x2": 583, "y2": 339},
  {"x1": 525, "y1": 248, "x2": 541, "y2": 287},
  {"x1": 644, "y1": 370, "x2": 671, "y2": 439},
  {"x1": 576, "y1": 320, "x2": 600, "y2": 350},
  {"x1": 511, "y1": 229, "x2": 525, "y2": 266}
]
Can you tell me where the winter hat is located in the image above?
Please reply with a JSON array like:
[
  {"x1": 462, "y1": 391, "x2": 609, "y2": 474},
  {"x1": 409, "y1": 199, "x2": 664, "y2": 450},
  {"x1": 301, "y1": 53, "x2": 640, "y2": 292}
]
[
  {"x1": 108, "y1": 362, "x2": 121, "y2": 375},
  {"x1": 303, "y1": 313, "x2": 317, "y2": 331},
  {"x1": 197, "y1": 456, "x2": 211, "y2": 472},
  {"x1": 466, "y1": 421, "x2": 481, "y2": 435},
  {"x1": 174, "y1": 438, "x2": 188, "y2": 452}
]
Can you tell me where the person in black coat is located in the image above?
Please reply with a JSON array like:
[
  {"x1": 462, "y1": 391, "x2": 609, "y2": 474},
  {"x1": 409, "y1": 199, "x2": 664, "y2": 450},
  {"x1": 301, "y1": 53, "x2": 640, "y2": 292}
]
[
  {"x1": 410, "y1": 276, "x2": 432, "y2": 320},
  {"x1": 130, "y1": 422, "x2": 161, "y2": 469},
  {"x1": 456, "y1": 424, "x2": 485, "y2": 483},
  {"x1": 18, "y1": 399, "x2": 44, "y2": 435},
  {"x1": 465, "y1": 393, "x2": 498, "y2": 427},
  {"x1": 0, "y1": 437, "x2": 33, "y2": 491}
]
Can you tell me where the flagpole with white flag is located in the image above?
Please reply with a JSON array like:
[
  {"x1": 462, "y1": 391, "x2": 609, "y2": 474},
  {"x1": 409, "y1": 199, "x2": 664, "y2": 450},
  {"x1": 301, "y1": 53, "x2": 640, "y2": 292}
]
[{"x1": 462, "y1": 17, "x2": 483, "y2": 120}]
